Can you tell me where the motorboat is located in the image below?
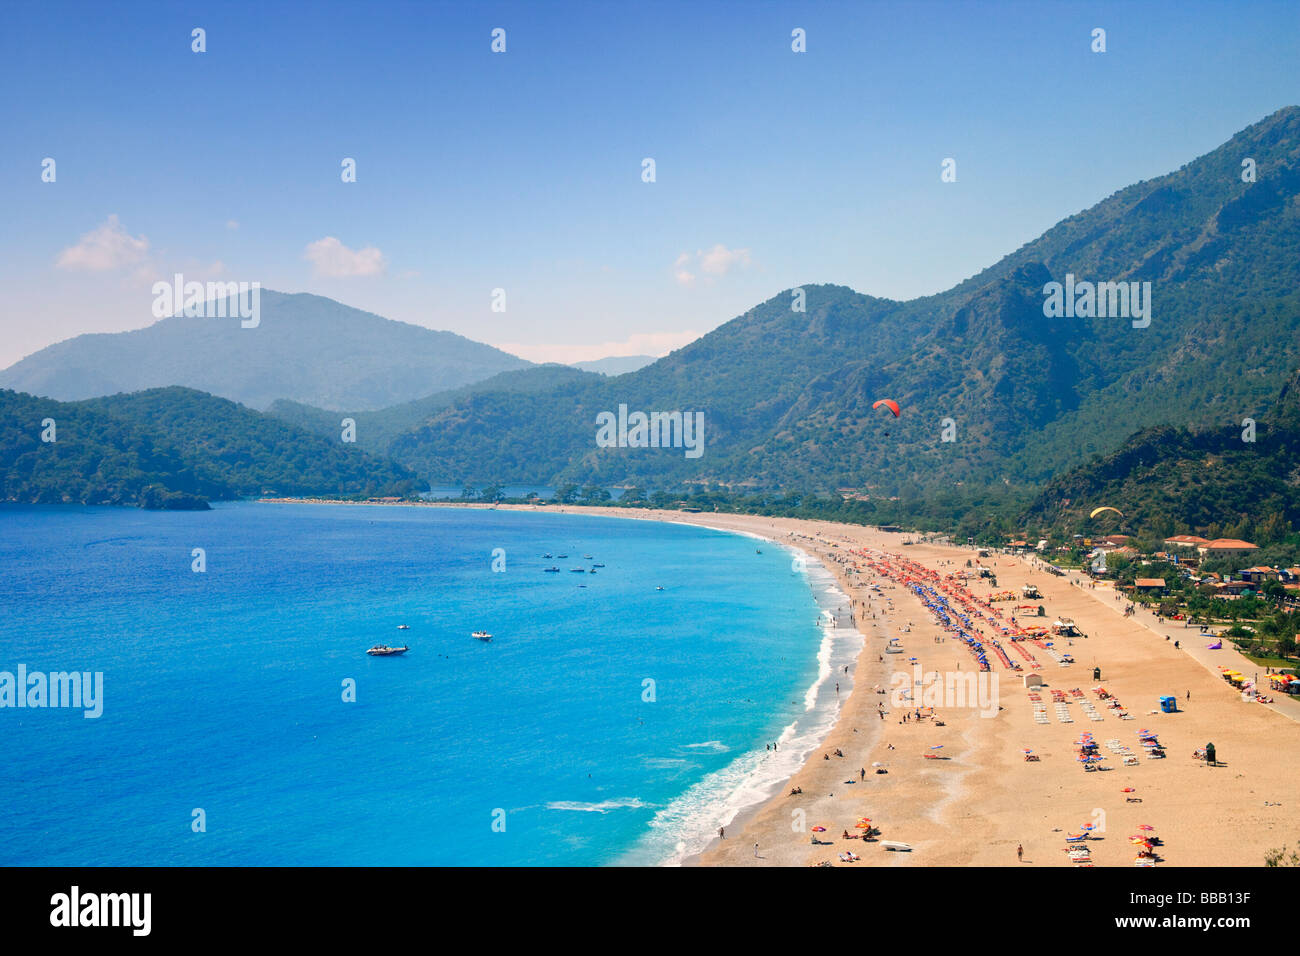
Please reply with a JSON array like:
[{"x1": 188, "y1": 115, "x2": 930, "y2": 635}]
[
  {"x1": 472, "y1": 631, "x2": 493, "y2": 642},
  {"x1": 543, "y1": 566, "x2": 561, "y2": 573},
  {"x1": 367, "y1": 645, "x2": 408, "y2": 656}
]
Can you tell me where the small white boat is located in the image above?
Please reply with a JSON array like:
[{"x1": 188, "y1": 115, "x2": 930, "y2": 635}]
[
  {"x1": 396, "y1": 624, "x2": 410, "y2": 630},
  {"x1": 472, "y1": 631, "x2": 492, "y2": 642},
  {"x1": 880, "y1": 841, "x2": 912, "y2": 852}
]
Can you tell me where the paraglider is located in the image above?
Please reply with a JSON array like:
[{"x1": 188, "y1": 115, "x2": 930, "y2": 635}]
[
  {"x1": 1089, "y1": 506, "x2": 1124, "y2": 520},
  {"x1": 872, "y1": 399, "x2": 901, "y2": 418}
]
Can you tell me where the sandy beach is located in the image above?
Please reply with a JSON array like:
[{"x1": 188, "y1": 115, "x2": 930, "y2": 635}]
[{"x1": 262, "y1": 499, "x2": 1300, "y2": 866}]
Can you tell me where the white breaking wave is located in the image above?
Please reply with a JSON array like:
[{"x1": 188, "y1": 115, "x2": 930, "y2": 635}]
[
  {"x1": 682, "y1": 740, "x2": 729, "y2": 753},
  {"x1": 546, "y1": 798, "x2": 651, "y2": 813}
]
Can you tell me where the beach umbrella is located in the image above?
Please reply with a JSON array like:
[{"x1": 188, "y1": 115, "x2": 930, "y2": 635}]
[
  {"x1": 811, "y1": 826, "x2": 826, "y2": 832},
  {"x1": 930, "y1": 745, "x2": 943, "y2": 749},
  {"x1": 1137, "y1": 825, "x2": 1154, "y2": 831},
  {"x1": 1121, "y1": 788, "x2": 1136, "y2": 793},
  {"x1": 1080, "y1": 824, "x2": 1096, "y2": 831}
]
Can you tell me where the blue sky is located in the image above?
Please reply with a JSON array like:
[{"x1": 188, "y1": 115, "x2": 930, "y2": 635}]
[{"x1": 2, "y1": 0, "x2": 1297, "y2": 369}]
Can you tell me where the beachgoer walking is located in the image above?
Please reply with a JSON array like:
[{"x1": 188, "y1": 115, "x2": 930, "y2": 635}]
[
  {"x1": 719, "y1": 826, "x2": 725, "y2": 839},
  {"x1": 1017, "y1": 843, "x2": 1023, "y2": 862},
  {"x1": 754, "y1": 843, "x2": 759, "y2": 858}
]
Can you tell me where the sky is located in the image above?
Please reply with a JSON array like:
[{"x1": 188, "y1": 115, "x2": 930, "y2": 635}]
[{"x1": 2, "y1": 0, "x2": 1297, "y2": 369}]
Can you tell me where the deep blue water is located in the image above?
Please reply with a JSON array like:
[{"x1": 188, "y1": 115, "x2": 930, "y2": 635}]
[{"x1": 0, "y1": 503, "x2": 845, "y2": 866}]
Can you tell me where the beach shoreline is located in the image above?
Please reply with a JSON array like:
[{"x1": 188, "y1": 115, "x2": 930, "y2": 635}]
[{"x1": 257, "y1": 498, "x2": 1300, "y2": 866}]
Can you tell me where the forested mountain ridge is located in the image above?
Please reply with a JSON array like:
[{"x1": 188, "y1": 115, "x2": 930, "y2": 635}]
[{"x1": 385, "y1": 107, "x2": 1300, "y2": 492}]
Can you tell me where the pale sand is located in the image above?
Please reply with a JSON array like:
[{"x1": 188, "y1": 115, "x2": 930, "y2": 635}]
[{"x1": 262, "y1": 499, "x2": 1300, "y2": 866}]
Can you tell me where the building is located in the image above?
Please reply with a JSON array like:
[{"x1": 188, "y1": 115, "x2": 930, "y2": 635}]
[
  {"x1": 1197, "y1": 539, "x2": 1260, "y2": 557},
  {"x1": 1164, "y1": 534, "x2": 1210, "y2": 549},
  {"x1": 1240, "y1": 566, "x2": 1281, "y2": 584},
  {"x1": 1134, "y1": 577, "x2": 1167, "y2": 592}
]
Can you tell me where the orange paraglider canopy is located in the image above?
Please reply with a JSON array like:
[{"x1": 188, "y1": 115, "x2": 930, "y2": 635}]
[{"x1": 872, "y1": 399, "x2": 901, "y2": 418}]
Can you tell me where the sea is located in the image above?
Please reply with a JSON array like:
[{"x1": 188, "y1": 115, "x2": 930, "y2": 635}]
[{"x1": 0, "y1": 502, "x2": 862, "y2": 866}]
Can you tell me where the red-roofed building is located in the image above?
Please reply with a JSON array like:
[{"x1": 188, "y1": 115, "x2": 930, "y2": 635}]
[
  {"x1": 1164, "y1": 534, "x2": 1210, "y2": 548},
  {"x1": 1198, "y1": 539, "x2": 1259, "y2": 556}
]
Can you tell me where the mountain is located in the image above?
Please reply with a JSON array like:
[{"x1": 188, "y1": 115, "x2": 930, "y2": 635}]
[
  {"x1": 265, "y1": 364, "x2": 601, "y2": 455},
  {"x1": 384, "y1": 107, "x2": 1300, "y2": 492},
  {"x1": 1022, "y1": 368, "x2": 1300, "y2": 544},
  {"x1": 0, "y1": 291, "x2": 531, "y2": 411},
  {"x1": 571, "y1": 355, "x2": 658, "y2": 376},
  {"x1": 0, "y1": 387, "x2": 420, "y2": 507}
]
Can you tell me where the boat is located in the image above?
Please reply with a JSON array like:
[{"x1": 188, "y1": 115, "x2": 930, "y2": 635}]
[
  {"x1": 543, "y1": 553, "x2": 553, "y2": 558},
  {"x1": 655, "y1": 586, "x2": 665, "y2": 591},
  {"x1": 543, "y1": 566, "x2": 560, "y2": 573},
  {"x1": 880, "y1": 841, "x2": 912, "y2": 852},
  {"x1": 367, "y1": 645, "x2": 408, "y2": 656},
  {"x1": 589, "y1": 568, "x2": 597, "y2": 574},
  {"x1": 570, "y1": 568, "x2": 586, "y2": 573},
  {"x1": 472, "y1": 631, "x2": 493, "y2": 642},
  {"x1": 557, "y1": 554, "x2": 568, "y2": 559},
  {"x1": 592, "y1": 563, "x2": 605, "y2": 568},
  {"x1": 396, "y1": 624, "x2": 410, "y2": 630},
  {"x1": 583, "y1": 555, "x2": 593, "y2": 560}
]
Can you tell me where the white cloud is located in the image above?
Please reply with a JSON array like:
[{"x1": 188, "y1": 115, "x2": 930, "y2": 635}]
[
  {"x1": 698, "y1": 243, "x2": 752, "y2": 275},
  {"x1": 56, "y1": 215, "x2": 150, "y2": 271},
  {"x1": 494, "y1": 329, "x2": 701, "y2": 365},
  {"x1": 673, "y1": 244, "x2": 751, "y2": 286},
  {"x1": 303, "y1": 236, "x2": 386, "y2": 277}
]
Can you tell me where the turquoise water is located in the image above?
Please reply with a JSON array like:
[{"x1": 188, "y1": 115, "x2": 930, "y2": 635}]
[{"x1": 0, "y1": 503, "x2": 848, "y2": 866}]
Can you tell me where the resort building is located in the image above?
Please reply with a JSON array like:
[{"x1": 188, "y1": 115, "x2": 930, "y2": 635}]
[{"x1": 1197, "y1": 538, "x2": 1260, "y2": 557}]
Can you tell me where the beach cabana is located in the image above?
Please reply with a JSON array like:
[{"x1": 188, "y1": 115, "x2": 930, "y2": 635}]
[{"x1": 1159, "y1": 695, "x2": 1177, "y2": 713}]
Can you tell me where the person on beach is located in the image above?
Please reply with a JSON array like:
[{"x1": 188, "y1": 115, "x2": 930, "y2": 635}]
[
  {"x1": 1017, "y1": 844, "x2": 1023, "y2": 862},
  {"x1": 719, "y1": 826, "x2": 725, "y2": 839}
]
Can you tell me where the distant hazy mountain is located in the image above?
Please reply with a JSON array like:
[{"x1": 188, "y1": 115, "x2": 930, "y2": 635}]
[
  {"x1": 571, "y1": 355, "x2": 658, "y2": 376},
  {"x1": 0, "y1": 291, "x2": 531, "y2": 411},
  {"x1": 0, "y1": 386, "x2": 419, "y2": 507}
]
